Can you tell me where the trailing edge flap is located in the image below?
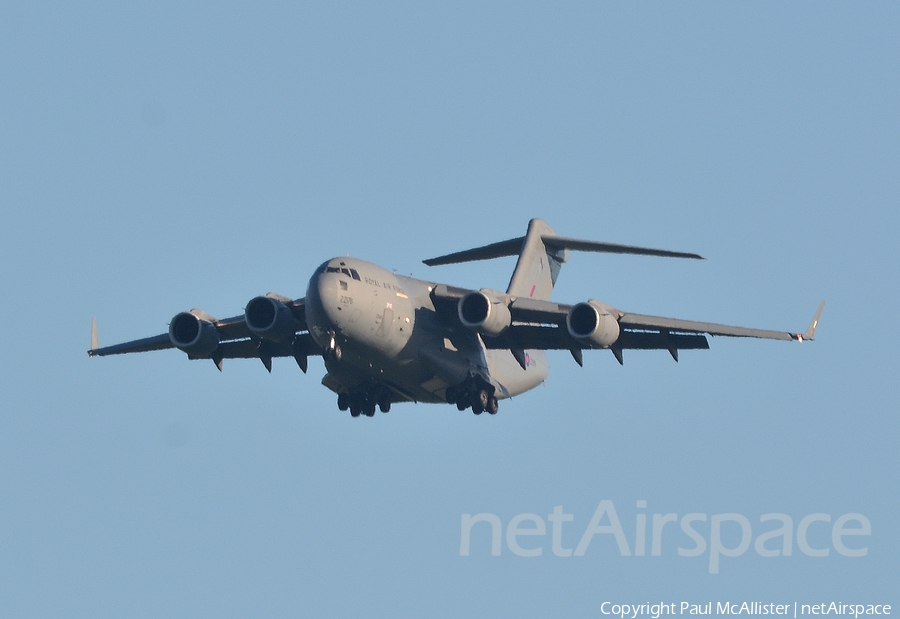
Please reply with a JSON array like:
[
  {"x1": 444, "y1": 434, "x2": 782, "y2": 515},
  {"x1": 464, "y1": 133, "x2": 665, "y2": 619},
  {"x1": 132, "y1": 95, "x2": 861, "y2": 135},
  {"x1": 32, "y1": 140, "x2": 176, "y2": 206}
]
[
  {"x1": 482, "y1": 326, "x2": 709, "y2": 352},
  {"x1": 201, "y1": 333, "x2": 322, "y2": 360}
]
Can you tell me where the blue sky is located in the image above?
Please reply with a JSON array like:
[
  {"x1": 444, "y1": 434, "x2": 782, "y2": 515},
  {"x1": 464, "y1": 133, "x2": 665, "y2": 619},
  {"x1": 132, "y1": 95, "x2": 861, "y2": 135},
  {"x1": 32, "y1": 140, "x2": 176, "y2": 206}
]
[{"x1": 2, "y1": 3, "x2": 898, "y2": 617}]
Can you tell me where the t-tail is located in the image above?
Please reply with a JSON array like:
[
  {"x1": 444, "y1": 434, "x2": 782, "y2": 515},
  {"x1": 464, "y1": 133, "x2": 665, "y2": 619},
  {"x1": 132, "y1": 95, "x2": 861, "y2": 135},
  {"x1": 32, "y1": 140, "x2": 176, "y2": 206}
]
[
  {"x1": 423, "y1": 218, "x2": 704, "y2": 300},
  {"x1": 505, "y1": 219, "x2": 566, "y2": 300}
]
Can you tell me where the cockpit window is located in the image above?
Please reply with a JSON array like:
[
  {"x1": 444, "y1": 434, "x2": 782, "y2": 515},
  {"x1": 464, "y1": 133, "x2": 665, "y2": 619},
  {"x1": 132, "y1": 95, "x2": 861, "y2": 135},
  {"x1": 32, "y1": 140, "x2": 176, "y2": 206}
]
[{"x1": 322, "y1": 264, "x2": 360, "y2": 280}]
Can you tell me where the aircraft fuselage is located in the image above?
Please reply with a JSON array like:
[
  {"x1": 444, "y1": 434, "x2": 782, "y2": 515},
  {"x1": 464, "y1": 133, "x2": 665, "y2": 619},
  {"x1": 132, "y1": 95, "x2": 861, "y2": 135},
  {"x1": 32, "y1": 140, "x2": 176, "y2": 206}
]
[{"x1": 304, "y1": 257, "x2": 548, "y2": 407}]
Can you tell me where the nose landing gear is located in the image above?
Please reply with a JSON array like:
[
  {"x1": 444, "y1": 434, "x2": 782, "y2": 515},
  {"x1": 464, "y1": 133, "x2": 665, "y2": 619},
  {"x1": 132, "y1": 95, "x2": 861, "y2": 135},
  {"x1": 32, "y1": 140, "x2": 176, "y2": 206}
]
[{"x1": 323, "y1": 333, "x2": 342, "y2": 362}]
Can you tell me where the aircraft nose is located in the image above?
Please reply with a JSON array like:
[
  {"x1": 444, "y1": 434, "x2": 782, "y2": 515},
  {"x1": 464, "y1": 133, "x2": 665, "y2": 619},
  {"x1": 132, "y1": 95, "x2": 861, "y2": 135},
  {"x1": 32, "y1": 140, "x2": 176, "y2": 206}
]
[
  {"x1": 305, "y1": 268, "x2": 339, "y2": 338},
  {"x1": 318, "y1": 272, "x2": 337, "y2": 312}
]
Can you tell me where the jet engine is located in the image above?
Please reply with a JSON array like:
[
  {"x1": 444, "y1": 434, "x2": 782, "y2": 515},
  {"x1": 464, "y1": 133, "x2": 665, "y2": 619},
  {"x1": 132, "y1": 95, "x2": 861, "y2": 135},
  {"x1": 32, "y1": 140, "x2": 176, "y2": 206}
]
[
  {"x1": 169, "y1": 311, "x2": 220, "y2": 356},
  {"x1": 566, "y1": 300, "x2": 620, "y2": 348},
  {"x1": 458, "y1": 290, "x2": 512, "y2": 337},
  {"x1": 244, "y1": 295, "x2": 298, "y2": 342}
]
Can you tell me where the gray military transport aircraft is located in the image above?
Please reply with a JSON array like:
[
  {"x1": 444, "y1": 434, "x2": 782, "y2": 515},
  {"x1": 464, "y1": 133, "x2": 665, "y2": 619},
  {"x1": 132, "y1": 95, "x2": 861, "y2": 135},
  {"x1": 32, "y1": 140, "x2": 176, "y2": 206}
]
[{"x1": 89, "y1": 219, "x2": 823, "y2": 417}]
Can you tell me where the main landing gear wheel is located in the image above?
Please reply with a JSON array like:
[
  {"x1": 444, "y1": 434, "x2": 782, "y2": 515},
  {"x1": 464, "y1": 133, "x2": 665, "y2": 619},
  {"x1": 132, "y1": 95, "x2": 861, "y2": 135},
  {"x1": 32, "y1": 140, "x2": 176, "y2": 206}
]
[
  {"x1": 448, "y1": 381, "x2": 498, "y2": 416},
  {"x1": 343, "y1": 389, "x2": 389, "y2": 417},
  {"x1": 472, "y1": 388, "x2": 490, "y2": 415}
]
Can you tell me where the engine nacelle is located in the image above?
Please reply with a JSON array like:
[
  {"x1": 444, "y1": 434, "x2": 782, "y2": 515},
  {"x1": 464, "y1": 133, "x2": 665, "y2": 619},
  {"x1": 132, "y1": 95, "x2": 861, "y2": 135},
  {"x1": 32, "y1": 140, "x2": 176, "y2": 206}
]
[
  {"x1": 566, "y1": 300, "x2": 620, "y2": 348},
  {"x1": 245, "y1": 295, "x2": 298, "y2": 342},
  {"x1": 458, "y1": 290, "x2": 512, "y2": 337},
  {"x1": 169, "y1": 311, "x2": 220, "y2": 357}
]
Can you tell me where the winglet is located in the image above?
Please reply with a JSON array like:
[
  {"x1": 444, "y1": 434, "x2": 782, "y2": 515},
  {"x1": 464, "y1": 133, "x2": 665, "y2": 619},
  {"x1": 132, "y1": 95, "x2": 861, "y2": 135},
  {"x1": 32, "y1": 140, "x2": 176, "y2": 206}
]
[
  {"x1": 89, "y1": 317, "x2": 99, "y2": 356},
  {"x1": 796, "y1": 301, "x2": 825, "y2": 342}
]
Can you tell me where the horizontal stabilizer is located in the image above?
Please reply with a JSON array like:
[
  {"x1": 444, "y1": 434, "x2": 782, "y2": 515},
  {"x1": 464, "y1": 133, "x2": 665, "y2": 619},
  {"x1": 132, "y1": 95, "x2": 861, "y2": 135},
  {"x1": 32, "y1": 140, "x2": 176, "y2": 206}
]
[
  {"x1": 424, "y1": 234, "x2": 703, "y2": 266},
  {"x1": 423, "y1": 237, "x2": 524, "y2": 266},
  {"x1": 542, "y1": 236, "x2": 703, "y2": 260}
]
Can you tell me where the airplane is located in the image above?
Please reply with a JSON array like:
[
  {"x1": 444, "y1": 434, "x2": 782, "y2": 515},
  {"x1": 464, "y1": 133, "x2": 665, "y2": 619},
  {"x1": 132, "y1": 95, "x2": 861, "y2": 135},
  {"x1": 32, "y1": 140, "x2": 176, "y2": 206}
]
[{"x1": 88, "y1": 219, "x2": 824, "y2": 418}]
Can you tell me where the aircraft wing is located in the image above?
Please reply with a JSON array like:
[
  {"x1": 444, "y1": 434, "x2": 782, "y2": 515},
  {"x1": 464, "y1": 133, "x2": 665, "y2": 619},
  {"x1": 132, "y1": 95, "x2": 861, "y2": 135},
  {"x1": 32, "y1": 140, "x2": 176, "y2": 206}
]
[
  {"x1": 616, "y1": 313, "x2": 800, "y2": 341},
  {"x1": 87, "y1": 314, "x2": 248, "y2": 357},
  {"x1": 430, "y1": 286, "x2": 823, "y2": 365},
  {"x1": 88, "y1": 298, "x2": 322, "y2": 372}
]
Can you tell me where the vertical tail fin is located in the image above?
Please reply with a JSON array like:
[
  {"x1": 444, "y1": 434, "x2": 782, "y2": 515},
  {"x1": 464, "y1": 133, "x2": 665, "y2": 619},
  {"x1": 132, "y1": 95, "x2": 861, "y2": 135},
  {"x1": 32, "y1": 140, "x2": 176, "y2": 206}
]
[{"x1": 505, "y1": 219, "x2": 567, "y2": 300}]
